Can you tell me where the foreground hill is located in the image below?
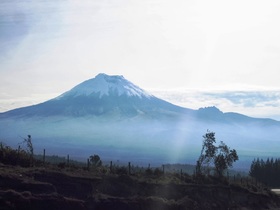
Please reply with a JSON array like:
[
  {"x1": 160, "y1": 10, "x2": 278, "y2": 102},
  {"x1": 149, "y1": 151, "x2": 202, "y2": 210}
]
[
  {"x1": 0, "y1": 163, "x2": 280, "y2": 210},
  {"x1": 1, "y1": 73, "x2": 280, "y2": 168}
]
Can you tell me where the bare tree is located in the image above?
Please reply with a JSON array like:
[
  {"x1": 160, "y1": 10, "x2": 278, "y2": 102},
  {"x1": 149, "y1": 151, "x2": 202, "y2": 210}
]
[{"x1": 20, "y1": 135, "x2": 34, "y2": 166}]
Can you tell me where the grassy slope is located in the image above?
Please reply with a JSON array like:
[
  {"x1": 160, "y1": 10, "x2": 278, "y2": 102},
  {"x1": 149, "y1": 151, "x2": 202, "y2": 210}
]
[{"x1": 0, "y1": 163, "x2": 280, "y2": 210}]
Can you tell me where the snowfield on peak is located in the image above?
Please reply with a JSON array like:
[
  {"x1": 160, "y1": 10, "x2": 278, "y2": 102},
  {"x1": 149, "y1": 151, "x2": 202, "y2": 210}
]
[{"x1": 57, "y1": 73, "x2": 153, "y2": 99}]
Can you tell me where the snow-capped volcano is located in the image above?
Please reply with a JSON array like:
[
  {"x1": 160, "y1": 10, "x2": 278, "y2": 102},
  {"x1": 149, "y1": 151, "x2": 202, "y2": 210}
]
[
  {"x1": 57, "y1": 73, "x2": 152, "y2": 99},
  {"x1": 1, "y1": 73, "x2": 188, "y2": 118}
]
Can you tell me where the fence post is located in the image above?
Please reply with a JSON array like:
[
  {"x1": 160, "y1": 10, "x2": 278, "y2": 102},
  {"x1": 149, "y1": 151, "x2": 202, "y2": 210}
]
[
  {"x1": 227, "y1": 171, "x2": 229, "y2": 182},
  {"x1": 87, "y1": 158, "x2": 90, "y2": 171},
  {"x1": 180, "y1": 169, "x2": 183, "y2": 180},
  {"x1": 43, "y1": 149, "x2": 46, "y2": 165},
  {"x1": 67, "y1": 154, "x2": 69, "y2": 167},
  {"x1": 17, "y1": 145, "x2": 20, "y2": 165}
]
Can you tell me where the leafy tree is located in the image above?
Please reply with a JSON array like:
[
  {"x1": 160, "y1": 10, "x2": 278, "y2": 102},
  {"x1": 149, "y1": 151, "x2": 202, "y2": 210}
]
[
  {"x1": 89, "y1": 154, "x2": 102, "y2": 168},
  {"x1": 214, "y1": 141, "x2": 238, "y2": 177},
  {"x1": 196, "y1": 131, "x2": 238, "y2": 177},
  {"x1": 196, "y1": 130, "x2": 217, "y2": 175}
]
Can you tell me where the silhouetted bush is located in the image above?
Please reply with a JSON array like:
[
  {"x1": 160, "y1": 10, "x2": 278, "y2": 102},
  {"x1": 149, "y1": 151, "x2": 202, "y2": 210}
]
[
  {"x1": 145, "y1": 168, "x2": 153, "y2": 176},
  {"x1": 57, "y1": 162, "x2": 66, "y2": 169},
  {"x1": 114, "y1": 166, "x2": 128, "y2": 175},
  {"x1": 0, "y1": 143, "x2": 31, "y2": 167},
  {"x1": 154, "y1": 168, "x2": 164, "y2": 177}
]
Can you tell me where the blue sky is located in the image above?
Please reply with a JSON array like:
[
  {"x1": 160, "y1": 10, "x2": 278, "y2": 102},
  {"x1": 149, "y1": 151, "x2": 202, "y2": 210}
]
[{"x1": 1, "y1": 0, "x2": 280, "y2": 120}]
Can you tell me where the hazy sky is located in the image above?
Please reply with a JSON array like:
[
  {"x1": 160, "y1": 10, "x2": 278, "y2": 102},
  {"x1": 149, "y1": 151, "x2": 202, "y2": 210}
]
[{"x1": 1, "y1": 0, "x2": 280, "y2": 119}]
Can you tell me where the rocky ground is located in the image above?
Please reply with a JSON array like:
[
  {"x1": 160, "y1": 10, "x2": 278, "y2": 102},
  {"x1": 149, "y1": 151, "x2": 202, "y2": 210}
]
[{"x1": 0, "y1": 163, "x2": 280, "y2": 210}]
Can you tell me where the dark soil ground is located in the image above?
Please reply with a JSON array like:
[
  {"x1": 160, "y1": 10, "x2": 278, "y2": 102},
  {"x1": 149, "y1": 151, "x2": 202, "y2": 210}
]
[{"x1": 1, "y1": 163, "x2": 280, "y2": 210}]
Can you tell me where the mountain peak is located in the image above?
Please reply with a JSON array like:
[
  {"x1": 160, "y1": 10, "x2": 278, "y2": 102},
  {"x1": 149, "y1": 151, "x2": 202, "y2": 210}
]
[
  {"x1": 95, "y1": 73, "x2": 124, "y2": 81},
  {"x1": 198, "y1": 106, "x2": 223, "y2": 115},
  {"x1": 57, "y1": 73, "x2": 153, "y2": 99}
]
